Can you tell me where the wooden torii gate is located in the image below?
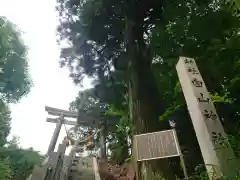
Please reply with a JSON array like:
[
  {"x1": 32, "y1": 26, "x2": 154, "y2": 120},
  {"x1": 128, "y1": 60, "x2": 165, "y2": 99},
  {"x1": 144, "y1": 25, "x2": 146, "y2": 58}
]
[
  {"x1": 45, "y1": 105, "x2": 118, "y2": 158},
  {"x1": 28, "y1": 105, "x2": 117, "y2": 180},
  {"x1": 45, "y1": 106, "x2": 78, "y2": 155},
  {"x1": 27, "y1": 105, "x2": 121, "y2": 180}
]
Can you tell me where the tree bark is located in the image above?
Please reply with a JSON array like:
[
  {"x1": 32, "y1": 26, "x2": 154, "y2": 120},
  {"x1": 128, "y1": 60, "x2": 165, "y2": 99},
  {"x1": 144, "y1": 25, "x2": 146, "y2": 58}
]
[{"x1": 125, "y1": 14, "x2": 174, "y2": 180}]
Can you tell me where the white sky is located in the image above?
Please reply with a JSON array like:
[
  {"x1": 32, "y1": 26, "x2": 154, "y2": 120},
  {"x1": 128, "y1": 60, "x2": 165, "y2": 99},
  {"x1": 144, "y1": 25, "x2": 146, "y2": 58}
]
[{"x1": 0, "y1": 0, "x2": 90, "y2": 154}]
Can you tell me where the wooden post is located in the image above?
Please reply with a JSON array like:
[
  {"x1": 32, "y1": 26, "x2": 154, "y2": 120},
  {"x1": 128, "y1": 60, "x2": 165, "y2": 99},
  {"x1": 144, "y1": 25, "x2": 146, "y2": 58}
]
[
  {"x1": 176, "y1": 57, "x2": 238, "y2": 178},
  {"x1": 93, "y1": 157, "x2": 101, "y2": 180},
  {"x1": 53, "y1": 144, "x2": 67, "y2": 180},
  {"x1": 29, "y1": 165, "x2": 48, "y2": 180},
  {"x1": 59, "y1": 155, "x2": 71, "y2": 180},
  {"x1": 47, "y1": 116, "x2": 63, "y2": 155},
  {"x1": 173, "y1": 129, "x2": 188, "y2": 179},
  {"x1": 99, "y1": 120, "x2": 107, "y2": 159}
]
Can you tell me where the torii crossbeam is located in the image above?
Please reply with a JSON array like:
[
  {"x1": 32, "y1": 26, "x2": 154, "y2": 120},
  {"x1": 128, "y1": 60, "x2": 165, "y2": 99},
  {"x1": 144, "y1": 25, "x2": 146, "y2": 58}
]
[{"x1": 45, "y1": 106, "x2": 78, "y2": 155}]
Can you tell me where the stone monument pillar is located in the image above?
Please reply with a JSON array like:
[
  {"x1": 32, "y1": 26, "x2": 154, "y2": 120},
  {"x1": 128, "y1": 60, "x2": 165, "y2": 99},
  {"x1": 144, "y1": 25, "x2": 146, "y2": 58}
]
[{"x1": 176, "y1": 57, "x2": 238, "y2": 178}]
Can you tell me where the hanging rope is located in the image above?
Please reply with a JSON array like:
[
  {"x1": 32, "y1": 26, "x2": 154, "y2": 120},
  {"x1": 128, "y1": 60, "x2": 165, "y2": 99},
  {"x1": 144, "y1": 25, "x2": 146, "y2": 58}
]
[
  {"x1": 63, "y1": 123, "x2": 69, "y2": 137},
  {"x1": 60, "y1": 114, "x2": 101, "y2": 150}
]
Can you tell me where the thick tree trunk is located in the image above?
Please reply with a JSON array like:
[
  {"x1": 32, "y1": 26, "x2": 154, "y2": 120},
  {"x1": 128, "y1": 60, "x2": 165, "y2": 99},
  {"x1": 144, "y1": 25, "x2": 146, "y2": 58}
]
[{"x1": 125, "y1": 16, "x2": 174, "y2": 179}]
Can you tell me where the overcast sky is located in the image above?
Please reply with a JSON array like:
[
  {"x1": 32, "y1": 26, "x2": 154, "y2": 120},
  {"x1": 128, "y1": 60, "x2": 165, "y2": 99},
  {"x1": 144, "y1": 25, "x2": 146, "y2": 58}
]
[{"x1": 0, "y1": 0, "x2": 90, "y2": 154}]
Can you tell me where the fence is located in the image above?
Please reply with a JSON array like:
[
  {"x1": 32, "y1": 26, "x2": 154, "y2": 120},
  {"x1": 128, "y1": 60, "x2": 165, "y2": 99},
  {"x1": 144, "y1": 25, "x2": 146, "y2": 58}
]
[{"x1": 27, "y1": 143, "x2": 74, "y2": 180}]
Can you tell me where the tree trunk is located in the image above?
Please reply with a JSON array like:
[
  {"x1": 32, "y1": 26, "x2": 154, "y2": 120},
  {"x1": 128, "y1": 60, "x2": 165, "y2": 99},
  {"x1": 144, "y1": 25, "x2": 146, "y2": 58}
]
[{"x1": 125, "y1": 15, "x2": 174, "y2": 179}]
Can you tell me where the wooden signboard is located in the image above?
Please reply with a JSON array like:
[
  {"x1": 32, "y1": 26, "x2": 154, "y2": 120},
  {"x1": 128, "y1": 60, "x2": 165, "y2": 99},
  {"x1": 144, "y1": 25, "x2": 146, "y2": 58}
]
[
  {"x1": 134, "y1": 129, "x2": 181, "y2": 161},
  {"x1": 134, "y1": 129, "x2": 188, "y2": 179}
]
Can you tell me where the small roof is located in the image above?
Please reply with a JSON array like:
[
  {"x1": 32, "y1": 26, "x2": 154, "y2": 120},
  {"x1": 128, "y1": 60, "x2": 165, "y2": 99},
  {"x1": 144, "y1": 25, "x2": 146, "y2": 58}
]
[{"x1": 77, "y1": 107, "x2": 120, "y2": 126}]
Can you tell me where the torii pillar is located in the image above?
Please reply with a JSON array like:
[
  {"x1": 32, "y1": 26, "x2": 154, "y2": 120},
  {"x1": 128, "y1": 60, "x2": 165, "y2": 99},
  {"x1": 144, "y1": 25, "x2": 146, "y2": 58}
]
[{"x1": 47, "y1": 115, "x2": 64, "y2": 155}]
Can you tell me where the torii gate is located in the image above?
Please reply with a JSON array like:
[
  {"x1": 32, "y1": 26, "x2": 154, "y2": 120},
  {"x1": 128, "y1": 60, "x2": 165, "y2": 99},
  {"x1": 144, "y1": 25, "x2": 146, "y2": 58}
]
[
  {"x1": 45, "y1": 106, "x2": 119, "y2": 158},
  {"x1": 45, "y1": 106, "x2": 78, "y2": 155}
]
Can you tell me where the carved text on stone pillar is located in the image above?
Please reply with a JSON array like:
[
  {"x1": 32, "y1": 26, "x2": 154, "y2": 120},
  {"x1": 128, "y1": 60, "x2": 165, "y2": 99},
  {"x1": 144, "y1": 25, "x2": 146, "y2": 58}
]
[{"x1": 176, "y1": 57, "x2": 238, "y2": 178}]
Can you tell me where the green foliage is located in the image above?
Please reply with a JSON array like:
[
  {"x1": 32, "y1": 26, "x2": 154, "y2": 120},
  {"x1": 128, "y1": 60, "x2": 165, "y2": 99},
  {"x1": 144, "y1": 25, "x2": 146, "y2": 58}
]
[
  {"x1": 69, "y1": 88, "x2": 97, "y2": 111},
  {"x1": 0, "y1": 16, "x2": 39, "y2": 180},
  {"x1": 210, "y1": 92, "x2": 232, "y2": 104},
  {"x1": 0, "y1": 137, "x2": 42, "y2": 180},
  {"x1": 0, "y1": 16, "x2": 32, "y2": 103},
  {"x1": 108, "y1": 116, "x2": 133, "y2": 164},
  {"x1": 7, "y1": 135, "x2": 20, "y2": 149},
  {"x1": 0, "y1": 101, "x2": 11, "y2": 146},
  {"x1": 0, "y1": 158, "x2": 12, "y2": 180},
  {"x1": 145, "y1": 163, "x2": 240, "y2": 179},
  {"x1": 159, "y1": 103, "x2": 183, "y2": 121},
  {"x1": 69, "y1": 88, "x2": 129, "y2": 163}
]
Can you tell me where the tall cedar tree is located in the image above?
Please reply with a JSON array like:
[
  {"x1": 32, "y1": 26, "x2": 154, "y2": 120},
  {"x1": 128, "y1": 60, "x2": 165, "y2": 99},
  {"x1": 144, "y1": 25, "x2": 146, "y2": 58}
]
[
  {"x1": 57, "y1": 0, "x2": 240, "y2": 178},
  {"x1": 57, "y1": 0, "x2": 174, "y2": 178}
]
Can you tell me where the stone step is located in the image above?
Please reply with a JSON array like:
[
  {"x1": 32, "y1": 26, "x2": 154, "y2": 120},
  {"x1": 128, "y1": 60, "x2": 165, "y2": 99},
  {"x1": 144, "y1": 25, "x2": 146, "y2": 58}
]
[{"x1": 68, "y1": 157, "x2": 99, "y2": 180}]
